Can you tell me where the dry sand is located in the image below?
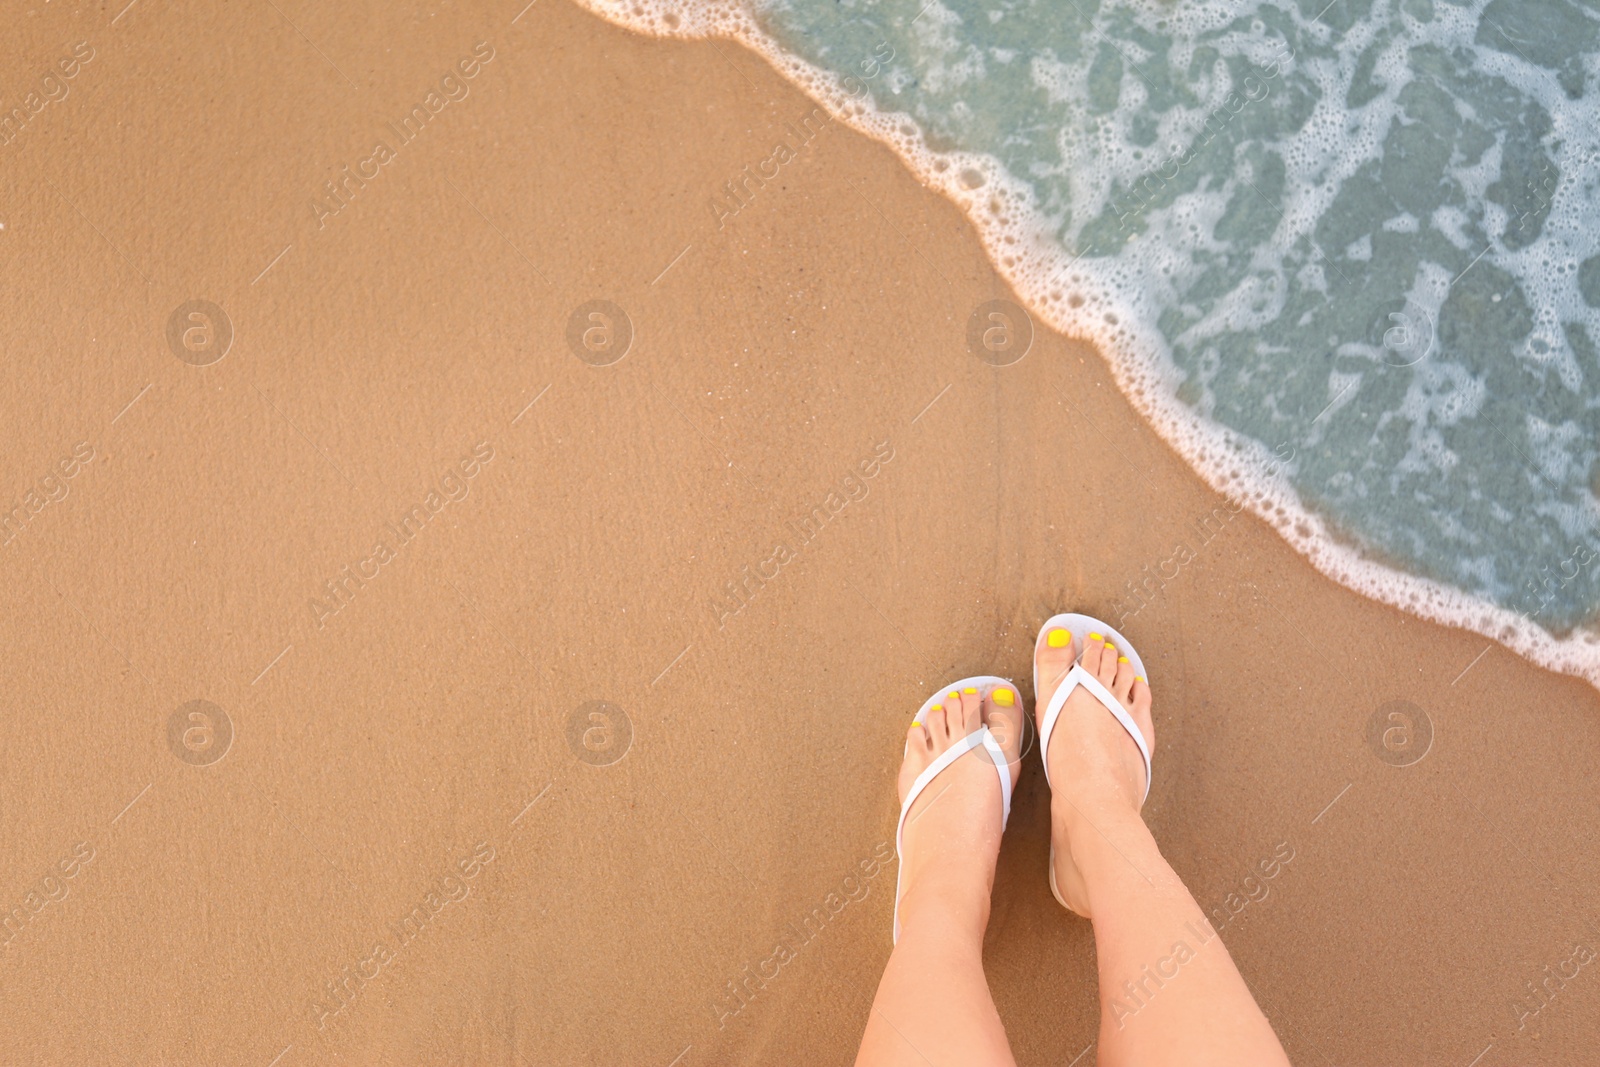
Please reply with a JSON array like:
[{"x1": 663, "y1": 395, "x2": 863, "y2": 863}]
[{"x1": 2, "y1": 0, "x2": 1598, "y2": 1063}]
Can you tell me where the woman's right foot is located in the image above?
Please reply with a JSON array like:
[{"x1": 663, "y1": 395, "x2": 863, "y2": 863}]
[
  {"x1": 1033, "y1": 626, "x2": 1154, "y2": 917},
  {"x1": 895, "y1": 685, "x2": 1024, "y2": 939}
]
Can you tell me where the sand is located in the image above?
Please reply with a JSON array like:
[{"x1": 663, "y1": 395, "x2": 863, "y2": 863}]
[{"x1": 1, "y1": 1, "x2": 1597, "y2": 1063}]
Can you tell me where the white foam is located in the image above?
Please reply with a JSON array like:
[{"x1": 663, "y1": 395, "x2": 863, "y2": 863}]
[{"x1": 570, "y1": 0, "x2": 1600, "y2": 690}]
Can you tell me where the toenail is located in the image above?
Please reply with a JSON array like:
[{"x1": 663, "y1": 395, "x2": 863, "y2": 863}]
[
  {"x1": 948, "y1": 691, "x2": 959, "y2": 699},
  {"x1": 1134, "y1": 676, "x2": 1145, "y2": 683},
  {"x1": 1047, "y1": 628, "x2": 1071, "y2": 648},
  {"x1": 962, "y1": 687, "x2": 977, "y2": 694},
  {"x1": 911, "y1": 721, "x2": 921, "y2": 727},
  {"x1": 1104, "y1": 644, "x2": 1115, "y2": 655},
  {"x1": 1118, "y1": 656, "x2": 1129, "y2": 664},
  {"x1": 992, "y1": 688, "x2": 1014, "y2": 706},
  {"x1": 1089, "y1": 632, "x2": 1103, "y2": 642}
]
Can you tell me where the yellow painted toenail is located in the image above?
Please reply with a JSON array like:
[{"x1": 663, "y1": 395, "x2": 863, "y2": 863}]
[
  {"x1": 1134, "y1": 676, "x2": 1145, "y2": 683},
  {"x1": 948, "y1": 691, "x2": 960, "y2": 699},
  {"x1": 962, "y1": 687, "x2": 977, "y2": 694},
  {"x1": 1047, "y1": 628, "x2": 1070, "y2": 648},
  {"x1": 1118, "y1": 656, "x2": 1129, "y2": 663},
  {"x1": 912, "y1": 721, "x2": 921, "y2": 727},
  {"x1": 1089, "y1": 632, "x2": 1103, "y2": 642},
  {"x1": 992, "y1": 688, "x2": 1014, "y2": 706}
]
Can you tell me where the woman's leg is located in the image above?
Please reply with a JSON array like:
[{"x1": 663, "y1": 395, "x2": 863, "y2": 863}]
[
  {"x1": 1035, "y1": 628, "x2": 1292, "y2": 1067},
  {"x1": 856, "y1": 686, "x2": 1024, "y2": 1067}
]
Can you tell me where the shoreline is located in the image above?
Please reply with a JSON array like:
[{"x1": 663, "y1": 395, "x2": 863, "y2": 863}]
[
  {"x1": 7, "y1": 1, "x2": 1600, "y2": 1061},
  {"x1": 569, "y1": 0, "x2": 1600, "y2": 690}
]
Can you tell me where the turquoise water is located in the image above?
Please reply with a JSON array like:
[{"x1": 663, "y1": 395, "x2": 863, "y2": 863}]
[{"x1": 581, "y1": 0, "x2": 1600, "y2": 676}]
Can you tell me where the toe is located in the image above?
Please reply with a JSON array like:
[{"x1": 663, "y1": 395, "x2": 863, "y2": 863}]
[
  {"x1": 983, "y1": 684, "x2": 1024, "y2": 775},
  {"x1": 925, "y1": 703, "x2": 950, "y2": 746},
  {"x1": 1130, "y1": 675, "x2": 1155, "y2": 750},
  {"x1": 1112, "y1": 652, "x2": 1136, "y2": 703},
  {"x1": 899, "y1": 712, "x2": 937, "y2": 806},
  {"x1": 958, "y1": 686, "x2": 982, "y2": 733},
  {"x1": 1093, "y1": 635, "x2": 1119, "y2": 687},
  {"x1": 1078, "y1": 631, "x2": 1103, "y2": 677},
  {"x1": 941, "y1": 690, "x2": 965, "y2": 735},
  {"x1": 1035, "y1": 625, "x2": 1077, "y2": 715},
  {"x1": 907, "y1": 716, "x2": 930, "y2": 750}
]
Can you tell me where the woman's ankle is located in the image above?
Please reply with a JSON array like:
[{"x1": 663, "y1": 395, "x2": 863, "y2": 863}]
[
  {"x1": 896, "y1": 877, "x2": 992, "y2": 946},
  {"x1": 1052, "y1": 797, "x2": 1153, "y2": 887}
]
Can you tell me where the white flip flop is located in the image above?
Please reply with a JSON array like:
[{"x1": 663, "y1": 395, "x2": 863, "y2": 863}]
[
  {"x1": 892, "y1": 675, "x2": 1017, "y2": 944},
  {"x1": 1034, "y1": 613, "x2": 1152, "y2": 913}
]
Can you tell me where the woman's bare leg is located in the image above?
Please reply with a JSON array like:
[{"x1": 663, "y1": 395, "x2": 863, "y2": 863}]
[
  {"x1": 856, "y1": 686, "x2": 1024, "y2": 1067},
  {"x1": 1035, "y1": 627, "x2": 1292, "y2": 1067}
]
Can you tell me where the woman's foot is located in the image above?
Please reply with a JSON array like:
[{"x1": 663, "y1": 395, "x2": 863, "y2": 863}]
[
  {"x1": 1033, "y1": 627, "x2": 1154, "y2": 917},
  {"x1": 895, "y1": 685, "x2": 1024, "y2": 939}
]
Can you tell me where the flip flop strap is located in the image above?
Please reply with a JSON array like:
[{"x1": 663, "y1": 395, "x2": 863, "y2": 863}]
[
  {"x1": 892, "y1": 727, "x2": 1012, "y2": 942},
  {"x1": 896, "y1": 727, "x2": 1013, "y2": 850},
  {"x1": 1039, "y1": 663, "x2": 1151, "y2": 804}
]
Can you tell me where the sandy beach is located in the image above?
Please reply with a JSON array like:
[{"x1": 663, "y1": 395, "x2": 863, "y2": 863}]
[{"x1": 2, "y1": 0, "x2": 1597, "y2": 1063}]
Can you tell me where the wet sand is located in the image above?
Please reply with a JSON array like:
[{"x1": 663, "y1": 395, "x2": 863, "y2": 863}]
[{"x1": 1, "y1": 1, "x2": 1597, "y2": 1063}]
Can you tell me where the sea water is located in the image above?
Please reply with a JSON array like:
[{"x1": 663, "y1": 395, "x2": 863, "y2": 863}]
[{"x1": 576, "y1": 0, "x2": 1600, "y2": 685}]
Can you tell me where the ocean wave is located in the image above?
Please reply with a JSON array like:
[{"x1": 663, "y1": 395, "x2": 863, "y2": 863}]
[{"x1": 572, "y1": 0, "x2": 1600, "y2": 688}]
